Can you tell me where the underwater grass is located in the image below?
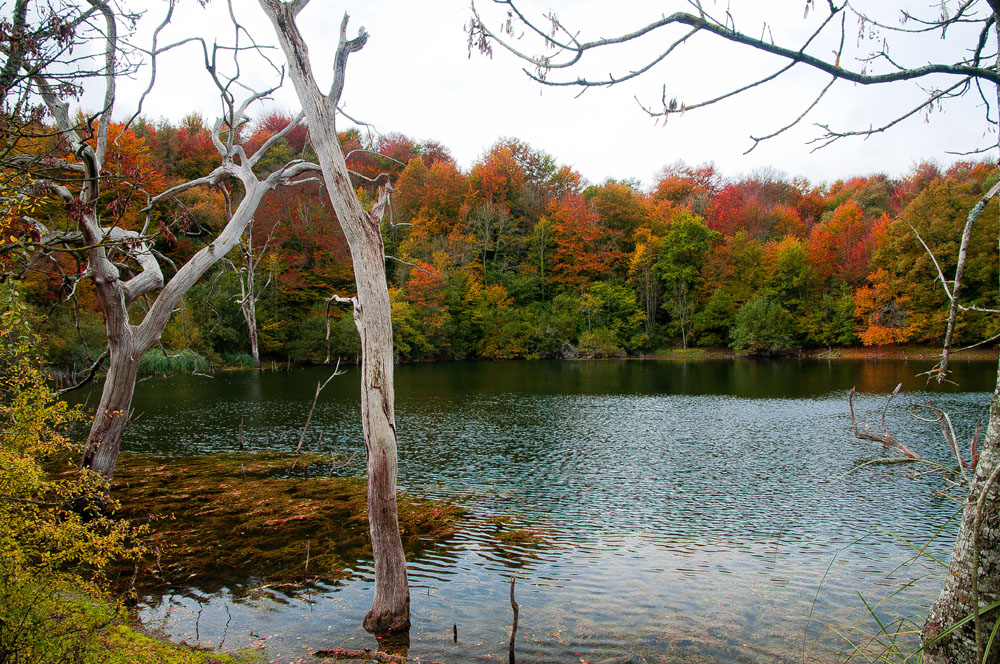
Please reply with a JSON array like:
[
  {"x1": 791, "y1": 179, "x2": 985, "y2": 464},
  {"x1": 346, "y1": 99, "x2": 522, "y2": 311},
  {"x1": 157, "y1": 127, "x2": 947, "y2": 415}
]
[{"x1": 111, "y1": 452, "x2": 465, "y2": 599}]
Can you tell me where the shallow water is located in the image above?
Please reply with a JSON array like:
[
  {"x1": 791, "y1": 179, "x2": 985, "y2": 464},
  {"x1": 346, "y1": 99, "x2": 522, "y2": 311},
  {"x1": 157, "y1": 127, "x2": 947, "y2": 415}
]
[{"x1": 102, "y1": 358, "x2": 995, "y2": 663}]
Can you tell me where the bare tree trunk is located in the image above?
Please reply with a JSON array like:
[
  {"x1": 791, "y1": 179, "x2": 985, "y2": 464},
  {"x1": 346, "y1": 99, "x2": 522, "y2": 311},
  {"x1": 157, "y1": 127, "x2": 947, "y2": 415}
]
[
  {"x1": 79, "y1": 337, "x2": 142, "y2": 483},
  {"x1": 246, "y1": 303, "x2": 260, "y2": 368},
  {"x1": 923, "y1": 366, "x2": 1000, "y2": 664},
  {"x1": 238, "y1": 220, "x2": 271, "y2": 370},
  {"x1": 239, "y1": 255, "x2": 262, "y2": 369},
  {"x1": 259, "y1": 0, "x2": 410, "y2": 634}
]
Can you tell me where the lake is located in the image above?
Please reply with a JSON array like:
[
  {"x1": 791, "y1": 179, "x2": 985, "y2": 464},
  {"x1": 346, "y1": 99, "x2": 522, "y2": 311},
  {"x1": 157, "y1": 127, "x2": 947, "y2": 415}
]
[{"x1": 103, "y1": 358, "x2": 996, "y2": 663}]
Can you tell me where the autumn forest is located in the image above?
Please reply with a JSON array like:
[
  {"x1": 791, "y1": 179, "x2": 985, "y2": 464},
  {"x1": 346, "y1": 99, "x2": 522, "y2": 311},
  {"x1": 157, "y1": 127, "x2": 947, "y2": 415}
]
[{"x1": 10, "y1": 111, "x2": 999, "y2": 374}]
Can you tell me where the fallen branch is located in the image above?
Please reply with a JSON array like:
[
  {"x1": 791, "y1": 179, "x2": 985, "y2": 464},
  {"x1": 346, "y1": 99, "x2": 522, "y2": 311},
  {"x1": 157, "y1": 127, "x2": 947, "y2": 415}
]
[
  {"x1": 912, "y1": 403, "x2": 977, "y2": 484},
  {"x1": 847, "y1": 385, "x2": 922, "y2": 460},
  {"x1": 53, "y1": 350, "x2": 109, "y2": 398},
  {"x1": 313, "y1": 647, "x2": 444, "y2": 664}
]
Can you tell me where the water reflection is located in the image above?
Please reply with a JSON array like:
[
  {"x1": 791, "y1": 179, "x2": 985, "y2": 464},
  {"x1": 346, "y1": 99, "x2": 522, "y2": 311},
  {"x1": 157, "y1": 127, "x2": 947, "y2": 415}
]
[{"x1": 76, "y1": 359, "x2": 996, "y2": 663}]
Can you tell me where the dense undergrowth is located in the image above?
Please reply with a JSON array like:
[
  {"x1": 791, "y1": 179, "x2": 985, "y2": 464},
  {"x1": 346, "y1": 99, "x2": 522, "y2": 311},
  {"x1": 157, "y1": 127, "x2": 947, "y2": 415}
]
[{"x1": 0, "y1": 282, "x2": 257, "y2": 664}]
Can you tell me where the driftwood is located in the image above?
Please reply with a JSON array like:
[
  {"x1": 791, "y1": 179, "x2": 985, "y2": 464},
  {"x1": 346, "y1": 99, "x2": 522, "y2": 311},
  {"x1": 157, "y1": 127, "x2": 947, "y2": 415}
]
[
  {"x1": 912, "y1": 404, "x2": 981, "y2": 482},
  {"x1": 848, "y1": 384, "x2": 922, "y2": 460},
  {"x1": 849, "y1": 385, "x2": 986, "y2": 476},
  {"x1": 313, "y1": 648, "x2": 443, "y2": 664}
]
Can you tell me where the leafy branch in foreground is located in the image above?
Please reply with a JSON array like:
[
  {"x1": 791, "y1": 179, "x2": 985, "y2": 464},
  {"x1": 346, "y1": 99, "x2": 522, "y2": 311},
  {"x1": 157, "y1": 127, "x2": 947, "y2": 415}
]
[{"x1": 0, "y1": 279, "x2": 140, "y2": 662}]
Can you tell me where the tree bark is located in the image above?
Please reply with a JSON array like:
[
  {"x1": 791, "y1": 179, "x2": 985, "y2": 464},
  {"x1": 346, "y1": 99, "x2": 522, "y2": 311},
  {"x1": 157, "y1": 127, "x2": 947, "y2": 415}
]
[
  {"x1": 259, "y1": 0, "x2": 410, "y2": 634},
  {"x1": 79, "y1": 337, "x2": 142, "y2": 482},
  {"x1": 923, "y1": 363, "x2": 1000, "y2": 664}
]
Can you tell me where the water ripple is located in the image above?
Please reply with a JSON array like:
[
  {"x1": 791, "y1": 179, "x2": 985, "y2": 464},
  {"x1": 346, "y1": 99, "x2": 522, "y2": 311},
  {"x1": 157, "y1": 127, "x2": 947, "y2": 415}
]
[{"x1": 100, "y1": 359, "x2": 995, "y2": 663}]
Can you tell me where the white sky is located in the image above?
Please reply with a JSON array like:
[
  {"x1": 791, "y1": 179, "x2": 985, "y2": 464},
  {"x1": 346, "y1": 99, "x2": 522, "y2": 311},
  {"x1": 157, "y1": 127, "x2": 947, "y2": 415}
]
[{"x1": 102, "y1": 0, "x2": 998, "y2": 189}]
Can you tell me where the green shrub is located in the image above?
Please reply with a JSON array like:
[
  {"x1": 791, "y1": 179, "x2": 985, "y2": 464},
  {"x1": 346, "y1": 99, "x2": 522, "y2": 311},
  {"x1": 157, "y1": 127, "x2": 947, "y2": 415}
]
[
  {"x1": 1, "y1": 282, "x2": 254, "y2": 664},
  {"x1": 0, "y1": 281, "x2": 144, "y2": 663},
  {"x1": 578, "y1": 328, "x2": 626, "y2": 358},
  {"x1": 730, "y1": 297, "x2": 795, "y2": 354}
]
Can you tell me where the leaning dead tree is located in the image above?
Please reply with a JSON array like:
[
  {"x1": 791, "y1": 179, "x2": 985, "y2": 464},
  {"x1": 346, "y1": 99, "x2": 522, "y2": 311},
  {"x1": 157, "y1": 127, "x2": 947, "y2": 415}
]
[
  {"x1": 259, "y1": 0, "x2": 411, "y2": 635},
  {"x1": 905, "y1": 178, "x2": 1000, "y2": 381},
  {"x1": 2, "y1": 1, "x2": 320, "y2": 486},
  {"x1": 469, "y1": 2, "x2": 1000, "y2": 662}
]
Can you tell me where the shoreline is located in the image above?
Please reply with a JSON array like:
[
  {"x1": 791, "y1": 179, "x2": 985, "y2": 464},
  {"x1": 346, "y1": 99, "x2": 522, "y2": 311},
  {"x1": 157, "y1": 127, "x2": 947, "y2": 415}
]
[{"x1": 642, "y1": 345, "x2": 999, "y2": 362}]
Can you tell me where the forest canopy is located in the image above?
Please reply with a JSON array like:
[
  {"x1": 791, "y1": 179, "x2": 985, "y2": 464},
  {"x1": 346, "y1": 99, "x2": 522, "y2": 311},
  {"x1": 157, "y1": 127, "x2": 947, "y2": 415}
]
[{"x1": 6, "y1": 113, "x2": 997, "y2": 368}]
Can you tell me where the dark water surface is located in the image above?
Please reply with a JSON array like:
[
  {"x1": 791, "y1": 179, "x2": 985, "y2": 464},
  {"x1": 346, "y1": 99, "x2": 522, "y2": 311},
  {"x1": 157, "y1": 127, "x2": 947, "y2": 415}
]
[{"x1": 106, "y1": 358, "x2": 996, "y2": 663}]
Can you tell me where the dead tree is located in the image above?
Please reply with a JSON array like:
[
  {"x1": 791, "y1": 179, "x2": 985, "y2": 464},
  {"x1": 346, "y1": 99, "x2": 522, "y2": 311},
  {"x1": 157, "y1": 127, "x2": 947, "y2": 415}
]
[
  {"x1": 468, "y1": 2, "x2": 1000, "y2": 661},
  {"x1": 4, "y1": 1, "x2": 321, "y2": 486},
  {"x1": 259, "y1": 0, "x2": 411, "y2": 636},
  {"x1": 236, "y1": 218, "x2": 279, "y2": 369}
]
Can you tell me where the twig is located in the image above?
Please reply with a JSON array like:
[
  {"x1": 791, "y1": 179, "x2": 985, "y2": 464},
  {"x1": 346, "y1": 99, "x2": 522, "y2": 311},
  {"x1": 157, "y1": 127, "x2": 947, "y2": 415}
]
[
  {"x1": 509, "y1": 577, "x2": 519, "y2": 664},
  {"x1": 912, "y1": 403, "x2": 974, "y2": 485},
  {"x1": 328, "y1": 450, "x2": 359, "y2": 476},
  {"x1": 296, "y1": 360, "x2": 343, "y2": 453}
]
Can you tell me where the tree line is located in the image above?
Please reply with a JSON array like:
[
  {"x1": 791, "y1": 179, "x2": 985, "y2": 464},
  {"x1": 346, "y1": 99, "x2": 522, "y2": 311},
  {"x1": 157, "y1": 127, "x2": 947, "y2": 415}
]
[{"x1": 14, "y1": 114, "x2": 999, "y2": 369}]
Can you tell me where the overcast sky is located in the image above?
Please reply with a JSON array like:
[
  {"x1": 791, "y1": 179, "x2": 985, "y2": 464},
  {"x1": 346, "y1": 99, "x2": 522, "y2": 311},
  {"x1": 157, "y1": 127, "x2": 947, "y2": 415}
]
[{"x1": 105, "y1": 0, "x2": 997, "y2": 189}]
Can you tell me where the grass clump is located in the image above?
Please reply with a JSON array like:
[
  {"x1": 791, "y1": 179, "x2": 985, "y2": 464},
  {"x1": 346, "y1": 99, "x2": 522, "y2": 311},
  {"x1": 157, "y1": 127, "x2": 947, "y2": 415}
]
[
  {"x1": 138, "y1": 349, "x2": 209, "y2": 375},
  {"x1": 219, "y1": 352, "x2": 257, "y2": 369}
]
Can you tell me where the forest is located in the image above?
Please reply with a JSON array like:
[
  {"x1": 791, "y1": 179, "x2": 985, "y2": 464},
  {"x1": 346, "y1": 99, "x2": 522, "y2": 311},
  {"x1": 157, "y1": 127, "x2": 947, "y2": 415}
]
[{"x1": 10, "y1": 112, "x2": 1000, "y2": 375}]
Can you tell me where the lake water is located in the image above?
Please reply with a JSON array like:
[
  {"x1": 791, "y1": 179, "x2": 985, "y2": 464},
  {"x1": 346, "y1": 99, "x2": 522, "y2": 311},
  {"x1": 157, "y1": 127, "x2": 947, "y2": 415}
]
[{"x1": 106, "y1": 358, "x2": 996, "y2": 663}]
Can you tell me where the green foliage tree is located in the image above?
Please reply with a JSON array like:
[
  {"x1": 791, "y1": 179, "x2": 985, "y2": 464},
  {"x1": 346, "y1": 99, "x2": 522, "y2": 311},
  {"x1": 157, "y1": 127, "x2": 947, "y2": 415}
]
[
  {"x1": 584, "y1": 281, "x2": 647, "y2": 351},
  {"x1": 730, "y1": 298, "x2": 794, "y2": 354},
  {"x1": 654, "y1": 211, "x2": 717, "y2": 348}
]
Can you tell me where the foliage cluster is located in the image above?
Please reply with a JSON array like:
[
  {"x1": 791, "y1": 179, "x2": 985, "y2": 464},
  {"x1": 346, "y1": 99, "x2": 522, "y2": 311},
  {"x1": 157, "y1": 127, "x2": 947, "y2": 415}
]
[{"x1": 0, "y1": 281, "x2": 250, "y2": 664}]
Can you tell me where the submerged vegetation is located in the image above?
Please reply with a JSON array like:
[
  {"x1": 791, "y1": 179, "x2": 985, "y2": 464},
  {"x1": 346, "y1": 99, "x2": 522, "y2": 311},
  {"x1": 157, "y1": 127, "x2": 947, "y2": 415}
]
[{"x1": 113, "y1": 452, "x2": 465, "y2": 599}]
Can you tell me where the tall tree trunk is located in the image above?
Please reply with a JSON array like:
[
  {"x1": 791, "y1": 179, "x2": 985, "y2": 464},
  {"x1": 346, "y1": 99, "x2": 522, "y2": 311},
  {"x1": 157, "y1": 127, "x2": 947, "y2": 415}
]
[
  {"x1": 247, "y1": 309, "x2": 261, "y2": 368},
  {"x1": 353, "y1": 246, "x2": 410, "y2": 634},
  {"x1": 923, "y1": 365, "x2": 1000, "y2": 664},
  {"x1": 79, "y1": 335, "x2": 143, "y2": 484},
  {"x1": 239, "y1": 222, "x2": 264, "y2": 369},
  {"x1": 241, "y1": 273, "x2": 261, "y2": 369},
  {"x1": 259, "y1": 0, "x2": 410, "y2": 634}
]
